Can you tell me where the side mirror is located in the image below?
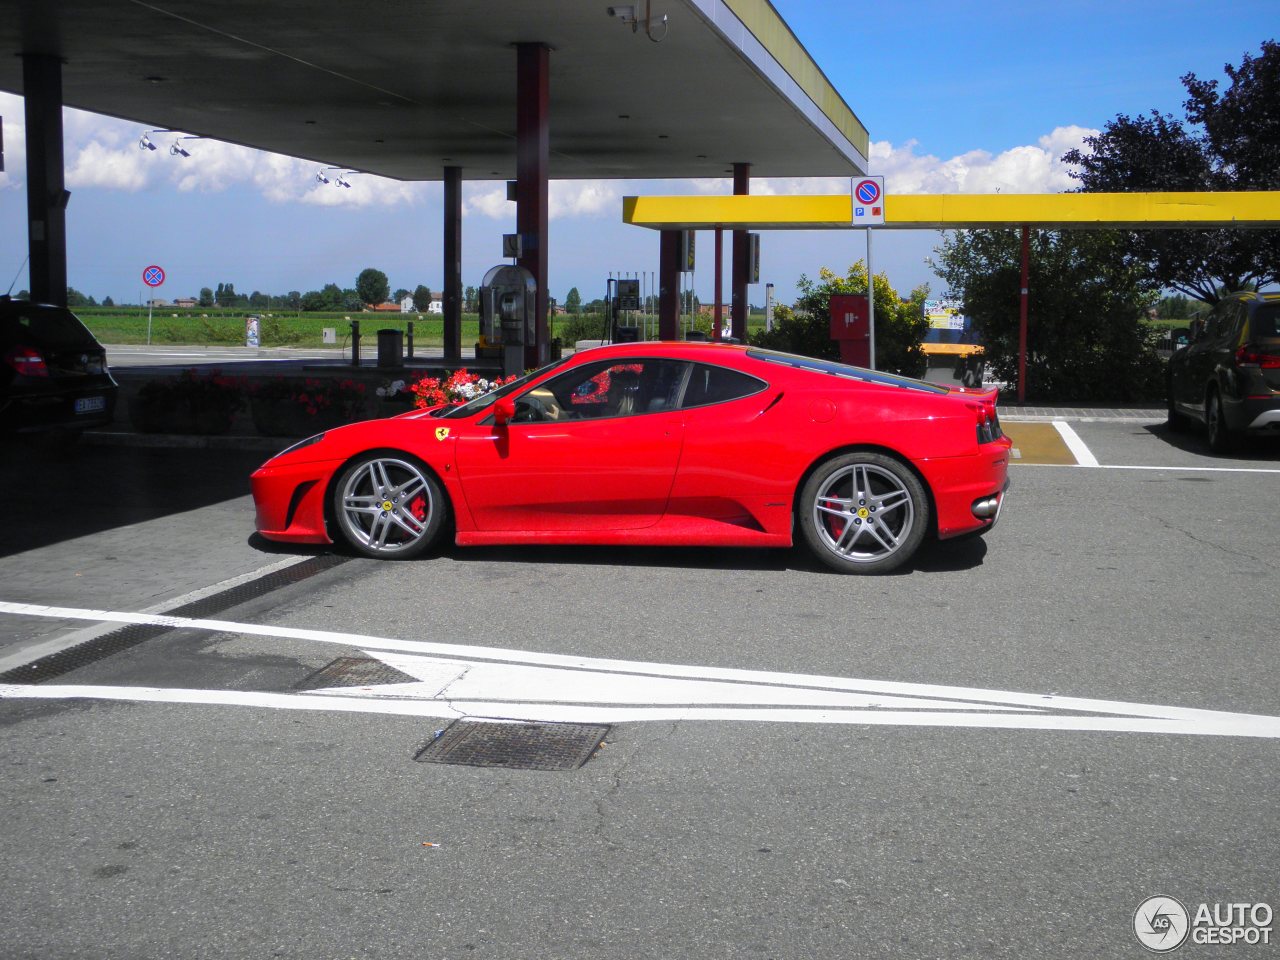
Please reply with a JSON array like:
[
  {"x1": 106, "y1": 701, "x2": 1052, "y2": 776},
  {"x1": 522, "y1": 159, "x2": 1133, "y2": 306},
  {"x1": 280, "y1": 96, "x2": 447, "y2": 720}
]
[{"x1": 492, "y1": 396, "x2": 515, "y2": 425}]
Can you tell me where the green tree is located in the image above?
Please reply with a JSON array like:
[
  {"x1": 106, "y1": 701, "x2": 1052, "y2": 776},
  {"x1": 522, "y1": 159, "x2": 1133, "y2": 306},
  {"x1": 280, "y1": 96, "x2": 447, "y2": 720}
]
[
  {"x1": 301, "y1": 289, "x2": 326, "y2": 312},
  {"x1": 749, "y1": 263, "x2": 929, "y2": 378},
  {"x1": 564, "y1": 286, "x2": 582, "y2": 314},
  {"x1": 285, "y1": 291, "x2": 301, "y2": 310},
  {"x1": 1062, "y1": 40, "x2": 1280, "y2": 303},
  {"x1": 413, "y1": 284, "x2": 432, "y2": 312},
  {"x1": 315, "y1": 283, "x2": 342, "y2": 309},
  {"x1": 464, "y1": 285, "x2": 478, "y2": 312},
  {"x1": 932, "y1": 229, "x2": 1164, "y2": 402},
  {"x1": 356, "y1": 268, "x2": 390, "y2": 307},
  {"x1": 198, "y1": 287, "x2": 214, "y2": 308},
  {"x1": 102, "y1": 296, "x2": 114, "y2": 307}
]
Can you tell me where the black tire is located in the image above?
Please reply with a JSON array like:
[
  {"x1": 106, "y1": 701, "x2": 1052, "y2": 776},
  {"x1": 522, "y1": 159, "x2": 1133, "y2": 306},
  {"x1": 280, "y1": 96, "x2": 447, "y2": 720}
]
[
  {"x1": 1166, "y1": 379, "x2": 1189, "y2": 433},
  {"x1": 330, "y1": 453, "x2": 448, "y2": 559},
  {"x1": 1205, "y1": 389, "x2": 1236, "y2": 454},
  {"x1": 797, "y1": 452, "x2": 930, "y2": 575}
]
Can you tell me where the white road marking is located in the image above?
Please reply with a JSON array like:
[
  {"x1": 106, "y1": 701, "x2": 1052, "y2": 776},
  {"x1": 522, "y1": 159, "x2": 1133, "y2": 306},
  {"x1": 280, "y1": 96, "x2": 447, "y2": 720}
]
[
  {"x1": 0, "y1": 556, "x2": 312, "y2": 676},
  {"x1": 1013, "y1": 462, "x2": 1280, "y2": 475},
  {"x1": 1052, "y1": 420, "x2": 1100, "y2": 466},
  {"x1": 2, "y1": 601, "x2": 1280, "y2": 738}
]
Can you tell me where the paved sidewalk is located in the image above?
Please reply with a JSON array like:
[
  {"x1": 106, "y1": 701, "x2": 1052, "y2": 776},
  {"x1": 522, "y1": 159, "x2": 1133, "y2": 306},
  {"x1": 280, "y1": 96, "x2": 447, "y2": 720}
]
[{"x1": 997, "y1": 403, "x2": 1164, "y2": 422}]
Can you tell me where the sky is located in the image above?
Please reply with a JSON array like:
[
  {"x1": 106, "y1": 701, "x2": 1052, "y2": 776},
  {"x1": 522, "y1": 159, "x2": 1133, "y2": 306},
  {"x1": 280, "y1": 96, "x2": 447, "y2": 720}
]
[{"x1": 0, "y1": 1, "x2": 1274, "y2": 308}]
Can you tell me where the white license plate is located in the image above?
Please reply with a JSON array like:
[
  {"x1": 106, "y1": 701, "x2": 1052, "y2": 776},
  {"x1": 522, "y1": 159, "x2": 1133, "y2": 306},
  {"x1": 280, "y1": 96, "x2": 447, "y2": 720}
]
[{"x1": 74, "y1": 395, "x2": 106, "y2": 414}]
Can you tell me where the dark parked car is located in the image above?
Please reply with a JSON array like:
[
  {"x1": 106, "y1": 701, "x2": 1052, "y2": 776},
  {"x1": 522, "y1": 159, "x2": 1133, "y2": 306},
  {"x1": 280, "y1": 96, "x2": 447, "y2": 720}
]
[
  {"x1": 0, "y1": 297, "x2": 118, "y2": 437},
  {"x1": 1167, "y1": 291, "x2": 1280, "y2": 452}
]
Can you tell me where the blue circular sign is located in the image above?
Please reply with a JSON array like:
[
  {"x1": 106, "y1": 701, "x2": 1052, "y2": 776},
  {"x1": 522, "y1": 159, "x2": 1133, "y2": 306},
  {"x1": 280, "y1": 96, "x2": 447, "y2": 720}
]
[
  {"x1": 855, "y1": 179, "x2": 881, "y2": 205},
  {"x1": 142, "y1": 265, "x2": 166, "y2": 287}
]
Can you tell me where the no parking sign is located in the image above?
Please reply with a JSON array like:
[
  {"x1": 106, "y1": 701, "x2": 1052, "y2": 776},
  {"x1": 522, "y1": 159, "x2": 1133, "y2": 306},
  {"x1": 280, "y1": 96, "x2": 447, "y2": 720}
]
[{"x1": 851, "y1": 177, "x2": 885, "y2": 225}]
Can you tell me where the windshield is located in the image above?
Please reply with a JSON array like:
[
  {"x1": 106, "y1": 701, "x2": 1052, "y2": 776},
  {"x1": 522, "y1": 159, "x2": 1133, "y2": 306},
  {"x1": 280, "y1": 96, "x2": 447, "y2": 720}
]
[
  {"x1": 745, "y1": 347, "x2": 950, "y2": 395},
  {"x1": 435, "y1": 356, "x2": 572, "y2": 419}
]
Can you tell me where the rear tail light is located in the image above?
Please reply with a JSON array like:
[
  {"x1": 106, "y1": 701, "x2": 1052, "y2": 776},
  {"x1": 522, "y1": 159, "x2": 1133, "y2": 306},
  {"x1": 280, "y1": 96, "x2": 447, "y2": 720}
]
[
  {"x1": 975, "y1": 404, "x2": 1003, "y2": 444},
  {"x1": 4, "y1": 346, "x2": 49, "y2": 378},
  {"x1": 1236, "y1": 343, "x2": 1280, "y2": 369}
]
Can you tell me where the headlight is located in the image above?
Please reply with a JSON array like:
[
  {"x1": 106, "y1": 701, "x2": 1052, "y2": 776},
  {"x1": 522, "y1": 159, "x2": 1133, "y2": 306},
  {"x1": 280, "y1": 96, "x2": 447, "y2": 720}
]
[{"x1": 276, "y1": 432, "x2": 327, "y2": 457}]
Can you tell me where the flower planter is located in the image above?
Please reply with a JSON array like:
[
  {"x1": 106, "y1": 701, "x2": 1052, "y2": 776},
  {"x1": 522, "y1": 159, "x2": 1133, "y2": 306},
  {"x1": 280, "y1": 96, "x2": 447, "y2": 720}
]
[
  {"x1": 250, "y1": 398, "x2": 355, "y2": 437},
  {"x1": 128, "y1": 395, "x2": 237, "y2": 435}
]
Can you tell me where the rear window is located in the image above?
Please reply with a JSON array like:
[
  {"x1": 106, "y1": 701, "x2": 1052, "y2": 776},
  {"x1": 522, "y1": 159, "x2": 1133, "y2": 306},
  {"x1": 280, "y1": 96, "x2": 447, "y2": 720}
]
[
  {"x1": 746, "y1": 347, "x2": 949, "y2": 395},
  {"x1": 682, "y1": 363, "x2": 766, "y2": 408},
  {"x1": 1251, "y1": 303, "x2": 1280, "y2": 340},
  {"x1": 0, "y1": 302, "x2": 100, "y2": 351}
]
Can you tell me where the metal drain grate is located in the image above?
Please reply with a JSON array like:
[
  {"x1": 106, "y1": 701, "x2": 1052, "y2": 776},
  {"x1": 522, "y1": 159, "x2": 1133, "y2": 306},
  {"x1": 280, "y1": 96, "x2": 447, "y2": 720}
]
[
  {"x1": 0, "y1": 554, "x2": 349, "y2": 685},
  {"x1": 415, "y1": 719, "x2": 609, "y2": 771},
  {"x1": 296, "y1": 656, "x2": 417, "y2": 690}
]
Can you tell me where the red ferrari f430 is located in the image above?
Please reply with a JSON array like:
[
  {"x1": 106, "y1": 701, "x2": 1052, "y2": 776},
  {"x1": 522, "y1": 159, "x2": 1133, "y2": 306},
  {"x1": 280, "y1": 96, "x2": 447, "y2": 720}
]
[{"x1": 251, "y1": 343, "x2": 1011, "y2": 574}]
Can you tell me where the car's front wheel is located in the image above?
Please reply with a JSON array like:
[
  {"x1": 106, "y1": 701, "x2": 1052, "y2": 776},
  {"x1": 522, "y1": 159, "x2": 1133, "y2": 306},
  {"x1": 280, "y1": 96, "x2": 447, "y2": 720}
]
[
  {"x1": 798, "y1": 452, "x2": 930, "y2": 574},
  {"x1": 330, "y1": 453, "x2": 448, "y2": 559}
]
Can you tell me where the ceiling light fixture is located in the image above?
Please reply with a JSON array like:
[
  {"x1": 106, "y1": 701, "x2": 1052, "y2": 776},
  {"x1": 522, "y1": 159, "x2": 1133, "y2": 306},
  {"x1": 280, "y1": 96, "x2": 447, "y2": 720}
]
[{"x1": 607, "y1": 0, "x2": 668, "y2": 42}]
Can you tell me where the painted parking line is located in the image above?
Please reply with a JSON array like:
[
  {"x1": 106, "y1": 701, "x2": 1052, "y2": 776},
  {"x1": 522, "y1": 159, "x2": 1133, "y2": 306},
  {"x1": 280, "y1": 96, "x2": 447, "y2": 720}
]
[
  {"x1": 2, "y1": 601, "x2": 1279, "y2": 739},
  {"x1": 1050, "y1": 421, "x2": 1099, "y2": 466}
]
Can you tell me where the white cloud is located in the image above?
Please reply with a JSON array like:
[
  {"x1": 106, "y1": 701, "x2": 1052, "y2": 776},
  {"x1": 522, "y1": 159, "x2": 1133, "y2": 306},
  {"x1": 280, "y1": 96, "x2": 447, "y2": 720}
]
[{"x1": 868, "y1": 126, "x2": 1097, "y2": 195}]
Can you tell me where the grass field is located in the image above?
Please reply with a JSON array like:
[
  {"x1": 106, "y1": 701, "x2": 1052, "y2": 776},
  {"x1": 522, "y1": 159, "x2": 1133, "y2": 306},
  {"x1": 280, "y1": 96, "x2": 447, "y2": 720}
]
[{"x1": 73, "y1": 307, "x2": 765, "y2": 347}]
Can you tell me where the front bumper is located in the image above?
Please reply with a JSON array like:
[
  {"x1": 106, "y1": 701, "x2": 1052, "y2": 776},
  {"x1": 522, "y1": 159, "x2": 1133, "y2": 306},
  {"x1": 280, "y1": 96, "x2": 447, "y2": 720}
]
[{"x1": 251, "y1": 458, "x2": 340, "y2": 544}]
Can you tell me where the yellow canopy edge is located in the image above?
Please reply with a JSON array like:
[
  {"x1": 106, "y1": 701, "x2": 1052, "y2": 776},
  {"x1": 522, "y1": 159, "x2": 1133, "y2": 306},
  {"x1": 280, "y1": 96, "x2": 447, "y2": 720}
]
[{"x1": 622, "y1": 192, "x2": 1280, "y2": 230}]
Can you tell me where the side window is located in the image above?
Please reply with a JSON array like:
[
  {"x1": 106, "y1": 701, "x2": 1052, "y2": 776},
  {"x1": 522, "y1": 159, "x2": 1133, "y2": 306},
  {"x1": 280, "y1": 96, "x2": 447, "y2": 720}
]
[
  {"x1": 511, "y1": 358, "x2": 689, "y2": 422},
  {"x1": 1202, "y1": 303, "x2": 1228, "y2": 340},
  {"x1": 680, "y1": 363, "x2": 767, "y2": 409}
]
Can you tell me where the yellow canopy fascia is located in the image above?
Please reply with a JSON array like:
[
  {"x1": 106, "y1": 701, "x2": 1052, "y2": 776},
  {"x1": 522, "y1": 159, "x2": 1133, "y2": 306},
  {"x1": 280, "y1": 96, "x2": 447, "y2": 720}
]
[{"x1": 622, "y1": 191, "x2": 1280, "y2": 230}]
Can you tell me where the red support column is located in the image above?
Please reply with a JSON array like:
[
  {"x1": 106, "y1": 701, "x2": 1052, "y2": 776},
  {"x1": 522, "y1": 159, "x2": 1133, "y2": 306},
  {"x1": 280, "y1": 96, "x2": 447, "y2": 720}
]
[
  {"x1": 516, "y1": 43, "x2": 550, "y2": 369},
  {"x1": 1018, "y1": 224, "x2": 1030, "y2": 403},
  {"x1": 713, "y1": 228, "x2": 723, "y2": 340},
  {"x1": 731, "y1": 163, "x2": 750, "y2": 342},
  {"x1": 23, "y1": 55, "x2": 68, "y2": 307},
  {"x1": 658, "y1": 230, "x2": 681, "y2": 340},
  {"x1": 443, "y1": 165, "x2": 462, "y2": 363}
]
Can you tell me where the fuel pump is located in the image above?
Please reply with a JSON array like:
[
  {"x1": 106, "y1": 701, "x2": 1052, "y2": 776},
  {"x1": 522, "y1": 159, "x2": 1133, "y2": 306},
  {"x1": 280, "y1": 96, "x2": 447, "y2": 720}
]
[{"x1": 478, "y1": 264, "x2": 536, "y2": 377}]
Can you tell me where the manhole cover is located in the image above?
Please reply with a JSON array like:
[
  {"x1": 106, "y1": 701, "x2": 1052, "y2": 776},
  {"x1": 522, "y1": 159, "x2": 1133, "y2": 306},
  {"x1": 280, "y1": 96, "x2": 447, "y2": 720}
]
[
  {"x1": 415, "y1": 719, "x2": 609, "y2": 771},
  {"x1": 296, "y1": 657, "x2": 417, "y2": 690}
]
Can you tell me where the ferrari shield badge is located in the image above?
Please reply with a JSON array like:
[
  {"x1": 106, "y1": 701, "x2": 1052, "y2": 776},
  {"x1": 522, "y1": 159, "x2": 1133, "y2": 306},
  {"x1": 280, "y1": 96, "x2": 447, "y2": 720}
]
[{"x1": 435, "y1": 427, "x2": 450, "y2": 441}]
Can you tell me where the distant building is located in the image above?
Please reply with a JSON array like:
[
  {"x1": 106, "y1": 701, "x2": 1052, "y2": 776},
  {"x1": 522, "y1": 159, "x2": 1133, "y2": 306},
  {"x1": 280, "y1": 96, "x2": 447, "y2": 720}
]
[
  {"x1": 400, "y1": 294, "x2": 415, "y2": 313},
  {"x1": 427, "y1": 293, "x2": 443, "y2": 315},
  {"x1": 173, "y1": 297, "x2": 198, "y2": 308}
]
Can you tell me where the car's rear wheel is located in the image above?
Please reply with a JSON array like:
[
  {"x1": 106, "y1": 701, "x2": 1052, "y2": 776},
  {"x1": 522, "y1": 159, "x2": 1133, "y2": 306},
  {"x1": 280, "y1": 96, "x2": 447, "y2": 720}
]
[
  {"x1": 798, "y1": 452, "x2": 929, "y2": 574},
  {"x1": 1205, "y1": 388, "x2": 1236, "y2": 454},
  {"x1": 1166, "y1": 374, "x2": 1188, "y2": 433},
  {"x1": 331, "y1": 453, "x2": 447, "y2": 559}
]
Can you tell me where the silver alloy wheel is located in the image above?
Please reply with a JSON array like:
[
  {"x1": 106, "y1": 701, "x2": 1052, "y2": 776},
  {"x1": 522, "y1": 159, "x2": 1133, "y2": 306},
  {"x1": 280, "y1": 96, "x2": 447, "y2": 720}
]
[
  {"x1": 811, "y1": 462, "x2": 916, "y2": 565},
  {"x1": 337, "y1": 456, "x2": 433, "y2": 554}
]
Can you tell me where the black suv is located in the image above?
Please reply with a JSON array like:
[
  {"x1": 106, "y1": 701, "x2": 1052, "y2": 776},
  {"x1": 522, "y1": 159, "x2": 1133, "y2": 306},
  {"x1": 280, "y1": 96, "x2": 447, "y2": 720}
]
[
  {"x1": 1167, "y1": 291, "x2": 1280, "y2": 452},
  {"x1": 1, "y1": 298, "x2": 119, "y2": 437}
]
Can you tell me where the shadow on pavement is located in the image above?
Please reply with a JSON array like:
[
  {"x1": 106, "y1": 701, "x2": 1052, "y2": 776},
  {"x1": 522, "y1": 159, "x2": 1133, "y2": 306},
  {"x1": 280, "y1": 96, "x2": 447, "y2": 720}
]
[
  {"x1": 1142, "y1": 422, "x2": 1280, "y2": 461},
  {"x1": 0, "y1": 439, "x2": 268, "y2": 558},
  {"x1": 443, "y1": 534, "x2": 988, "y2": 576}
]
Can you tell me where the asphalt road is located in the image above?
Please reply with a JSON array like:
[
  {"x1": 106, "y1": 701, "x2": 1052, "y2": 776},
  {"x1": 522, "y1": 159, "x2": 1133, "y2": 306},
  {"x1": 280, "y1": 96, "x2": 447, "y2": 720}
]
[{"x1": 1, "y1": 420, "x2": 1278, "y2": 959}]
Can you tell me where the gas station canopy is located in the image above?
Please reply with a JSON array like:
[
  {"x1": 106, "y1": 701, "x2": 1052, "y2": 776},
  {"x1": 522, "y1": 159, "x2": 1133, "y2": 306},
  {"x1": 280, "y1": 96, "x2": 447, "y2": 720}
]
[{"x1": 0, "y1": 0, "x2": 869, "y2": 181}]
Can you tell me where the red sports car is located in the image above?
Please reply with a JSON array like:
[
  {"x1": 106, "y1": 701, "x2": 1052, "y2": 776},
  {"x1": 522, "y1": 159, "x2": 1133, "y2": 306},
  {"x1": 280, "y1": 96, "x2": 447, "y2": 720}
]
[{"x1": 251, "y1": 343, "x2": 1011, "y2": 574}]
